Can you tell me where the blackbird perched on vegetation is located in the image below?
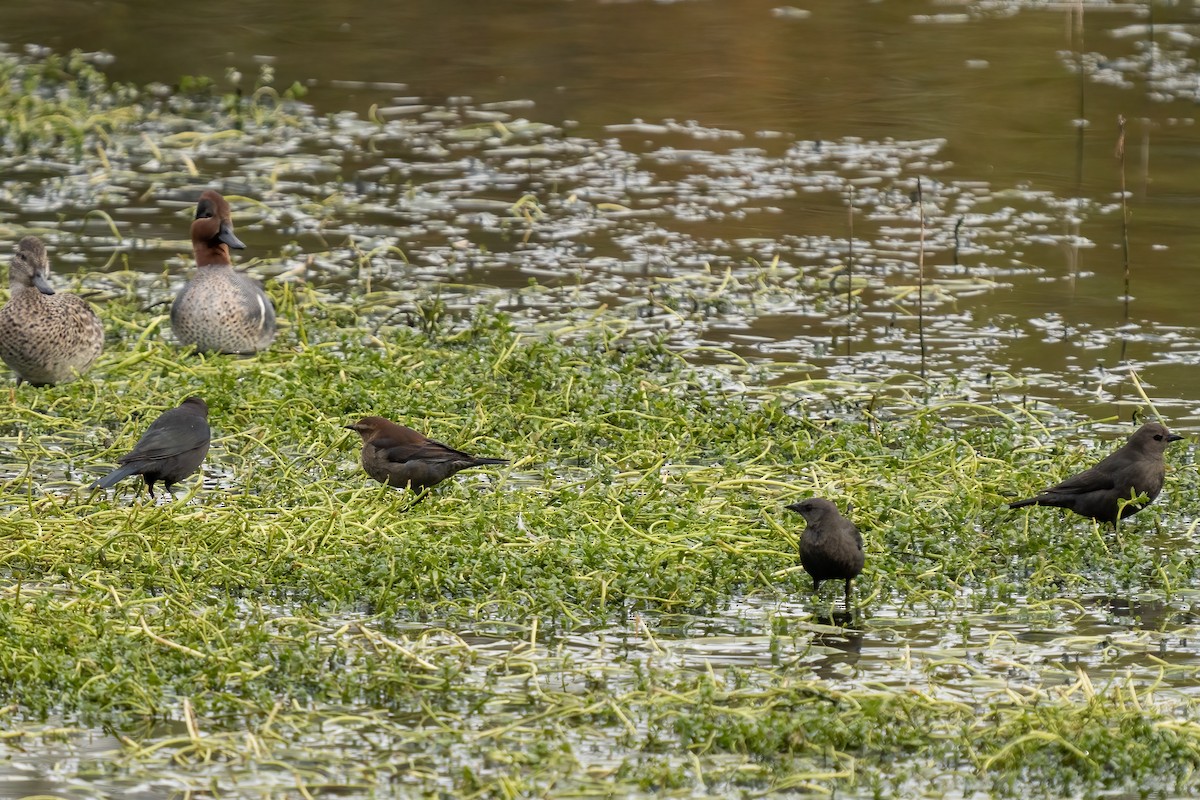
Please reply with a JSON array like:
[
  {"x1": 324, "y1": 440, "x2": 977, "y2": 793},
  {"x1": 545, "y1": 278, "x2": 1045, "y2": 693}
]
[
  {"x1": 91, "y1": 397, "x2": 211, "y2": 498},
  {"x1": 1007, "y1": 422, "x2": 1183, "y2": 525},
  {"x1": 785, "y1": 497, "x2": 865, "y2": 609},
  {"x1": 344, "y1": 416, "x2": 508, "y2": 495}
]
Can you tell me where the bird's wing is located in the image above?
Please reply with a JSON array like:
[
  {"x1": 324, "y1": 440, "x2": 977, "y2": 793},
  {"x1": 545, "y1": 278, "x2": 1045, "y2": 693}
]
[
  {"x1": 376, "y1": 436, "x2": 472, "y2": 465},
  {"x1": 1042, "y1": 466, "x2": 1115, "y2": 496},
  {"x1": 233, "y1": 275, "x2": 275, "y2": 328},
  {"x1": 121, "y1": 419, "x2": 209, "y2": 463}
]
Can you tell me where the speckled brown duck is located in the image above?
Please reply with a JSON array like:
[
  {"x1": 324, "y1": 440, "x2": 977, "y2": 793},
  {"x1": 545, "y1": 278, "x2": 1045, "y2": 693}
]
[
  {"x1": 170, "y1": 189, "x2": 276, "y2": 354},
  {"x1": 0, "y1": 236, "x2": 104, "y2": 387}
]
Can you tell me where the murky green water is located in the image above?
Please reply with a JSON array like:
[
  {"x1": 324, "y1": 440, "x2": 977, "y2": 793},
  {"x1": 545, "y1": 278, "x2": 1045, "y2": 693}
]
[{"x1": 4, "y1": 1, "x2": 1200, "y2": 797}]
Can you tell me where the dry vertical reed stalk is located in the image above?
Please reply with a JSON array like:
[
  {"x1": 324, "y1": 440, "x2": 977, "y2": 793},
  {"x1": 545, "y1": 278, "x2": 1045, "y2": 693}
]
[{"x1": 916, "y1": 177, "x2": 927, "y2": 381}]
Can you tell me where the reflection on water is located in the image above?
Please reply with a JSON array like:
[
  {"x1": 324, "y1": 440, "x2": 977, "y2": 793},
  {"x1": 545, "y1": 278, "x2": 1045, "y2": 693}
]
[
  {"x1": 810, "y1": 625, "x2": 864, "y2": 680},
  {"x1": 0, "y1": 726, "x2": 125, "y2": 799}
]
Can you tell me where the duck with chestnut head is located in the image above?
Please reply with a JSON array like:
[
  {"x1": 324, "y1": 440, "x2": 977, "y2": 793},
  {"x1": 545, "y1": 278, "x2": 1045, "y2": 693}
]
[{"x1": 171, "y1": 189, "x2": 275, "y2": 354}]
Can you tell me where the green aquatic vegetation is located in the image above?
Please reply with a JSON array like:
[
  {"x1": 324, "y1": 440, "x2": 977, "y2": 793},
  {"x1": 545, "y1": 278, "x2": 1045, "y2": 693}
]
[
  {"x1": 0, "y1": 47, "x2": 311, "y2": 163},
  {"x1": 0, "y1": 289, "x2": 1198, "y2": 797}
]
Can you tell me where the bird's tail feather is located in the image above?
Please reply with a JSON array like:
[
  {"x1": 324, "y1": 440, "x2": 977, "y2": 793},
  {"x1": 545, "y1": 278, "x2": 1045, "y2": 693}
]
[
  {"x1": 91, "y1": 463, "x2": 139, "y2": 490},
  {"x1": 473, "y1": 457, "x2": 509, "y2": 465}
]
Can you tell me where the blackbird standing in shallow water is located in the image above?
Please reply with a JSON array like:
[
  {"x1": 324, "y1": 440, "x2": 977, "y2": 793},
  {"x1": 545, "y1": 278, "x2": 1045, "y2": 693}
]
[
  {"x1": 1007, "y1": 421, "x2": 1184, "y2": 525},
  {"x1": 785, "y1": 498, "x2": 865, "y2": 609},
  {"x1": 90, "y1": 397, "x2": 211, "y2": 498},
  {"x1": 344, "y1": 416, "x2": 508, "y2": 495}
]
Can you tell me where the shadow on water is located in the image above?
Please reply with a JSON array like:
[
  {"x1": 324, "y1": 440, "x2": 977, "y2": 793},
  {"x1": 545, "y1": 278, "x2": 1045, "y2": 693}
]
[{"x1": 809, "y1": 625, "x2": 864, "y2": 681}]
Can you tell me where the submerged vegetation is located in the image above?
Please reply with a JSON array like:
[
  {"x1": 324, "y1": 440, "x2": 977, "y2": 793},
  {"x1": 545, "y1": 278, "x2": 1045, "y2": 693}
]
[{"x1": 1, "y1": 40, "x2": 1200, "y2": 800}]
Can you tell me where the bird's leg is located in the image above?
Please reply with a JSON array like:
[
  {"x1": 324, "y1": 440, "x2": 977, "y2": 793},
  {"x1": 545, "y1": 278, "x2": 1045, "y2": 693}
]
[
  {"x1": 844, "y1": 579, "x2": 853, "y2": 611},
  {"x1": 811, "y1": 580, "x2": 836, "y2": 625}
]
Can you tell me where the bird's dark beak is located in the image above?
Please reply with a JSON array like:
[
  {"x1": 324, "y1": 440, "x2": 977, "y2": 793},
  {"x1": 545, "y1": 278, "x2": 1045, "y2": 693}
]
[
  {"x1": 1169, "y1": 434, "x2": 1185, "y2": 442},
  {"x1": 784, "y1": 503, "x2": 802, "y2": 513},
  {"x1": 218, "y1": 220, "x2": 246, "y2": 250},
  {"x1": 343, "y1": 424, "x2": 361, "y2": 432},
  {"x1": 32, "y1": 274, "x2": 54, "y2": 295}
]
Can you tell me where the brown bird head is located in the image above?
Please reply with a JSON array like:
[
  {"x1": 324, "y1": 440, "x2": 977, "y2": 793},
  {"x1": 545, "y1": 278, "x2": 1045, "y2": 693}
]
[
  {"x1": 785, "y1": 497, "x2": 841, "y2": 525},
  {"x1": 10, "y1": 236, "x2": 55, "y2": 295},
  {"x1": 1128, "y1": 421, "x2": 1185, "y2": 455},
  {"x1": 192, "y1": 190, "x2": 246, "y2": 267},
  {"x1": 345, "y1": 416, "x2": 399, "y2": 443},
  {"x1": 179, "y1": 396, "x2": 209, "y2": 417}
]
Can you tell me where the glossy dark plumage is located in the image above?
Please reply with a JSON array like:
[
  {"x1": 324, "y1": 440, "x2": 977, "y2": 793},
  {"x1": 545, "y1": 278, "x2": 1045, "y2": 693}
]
[
  {"x1": 0, "y1": 236, "x2": 103, "y2": 386},
  {"x1": 785, "y1": 497, "x2": 865, "y2": 609},
  {"x1": 1008, "y1": 422, "x2": 1184, "y2": 524},
  {"x1": 171, "y1": 190, "x2": 276, "y2": 354},
  {"x1": 344, "y1": 416, "x2": 508, "y2": 494},
  {"x1": 91, "y1": 397, "x2": 211, "y2": 498}
]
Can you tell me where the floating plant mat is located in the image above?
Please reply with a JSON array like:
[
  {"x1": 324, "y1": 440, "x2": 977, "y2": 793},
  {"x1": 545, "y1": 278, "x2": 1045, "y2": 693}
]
[
  {"x1": 5, "y1": 593, "x2": 1200, "y2": 798},
  {"x1": 0, "y1": 304, "x2": 1196, "y2": 797}
]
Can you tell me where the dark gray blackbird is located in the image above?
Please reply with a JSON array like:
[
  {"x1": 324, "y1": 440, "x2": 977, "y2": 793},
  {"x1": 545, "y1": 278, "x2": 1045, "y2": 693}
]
[
  {"x1": 91, "y1": 397, "x2": 211, "y2": 497},
  {"x1": 785, "y1": 497, "x2": 865, "y2": 609},
  {"x1": 345, "y1": 416, "x2": 507, "y2": 494},
  {"x1": 1008, "y1": 421, "x2": 1184, "y2": 524}
]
